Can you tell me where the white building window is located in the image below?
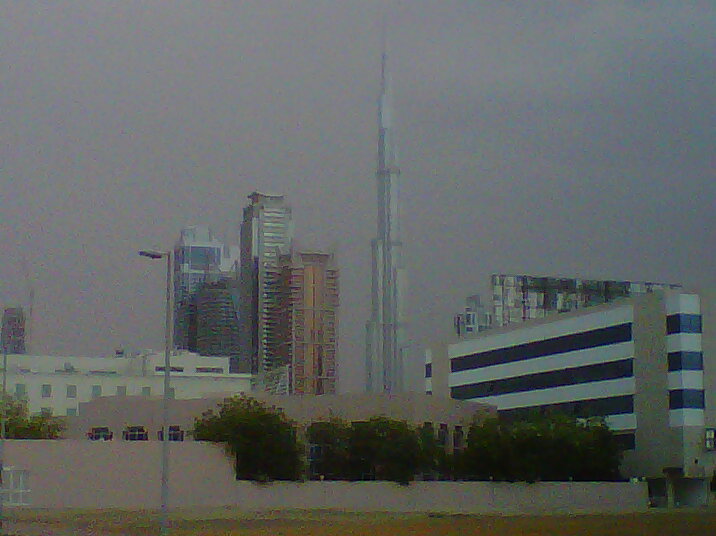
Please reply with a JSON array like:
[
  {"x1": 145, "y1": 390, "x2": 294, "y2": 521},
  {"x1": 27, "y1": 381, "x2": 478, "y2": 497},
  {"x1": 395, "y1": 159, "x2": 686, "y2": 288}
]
[
  {"x1": 66, "y1": 384, "x2": 77, "y2": 398},
  {"x1": 41, "y1": 384, "x2": 52, "y2": 398},
  {"x1": 141, "y1": 386, "x2": 151, "y2": 396},
  {"x1": 91, "y1": 385, "x2": 102, "y2": 398},
  {"x1": 116, "y1": 386, "x2": 127, "y2": 397}
]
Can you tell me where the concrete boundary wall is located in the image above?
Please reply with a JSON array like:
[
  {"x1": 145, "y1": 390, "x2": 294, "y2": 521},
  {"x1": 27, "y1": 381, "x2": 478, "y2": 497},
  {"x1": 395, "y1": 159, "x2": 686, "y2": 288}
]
[{"x1": 7, "y1": 440, "x2": 647, "y2": 513}]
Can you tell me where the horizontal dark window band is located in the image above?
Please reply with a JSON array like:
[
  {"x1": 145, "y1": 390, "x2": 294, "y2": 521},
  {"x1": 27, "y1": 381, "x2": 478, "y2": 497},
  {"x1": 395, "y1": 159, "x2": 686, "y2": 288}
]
[
  {"x1": 451, "y1": 323, "x2": 632, "y2": 372},
  {"x1": 667, "y1": 351, "x2": 703, "y2": 372},
  {"x1": 666, "y1": 314, "x2": 702, "y2": 334},
  {"x1": 669, "y1": 389, "x2": 705, "y2": 410},
  {"x1": 496, "y1": 395, "x2": 634, "y2": 420},
  {"x1": 451, "y1": 359, "x2": 633, "y2": 399}
]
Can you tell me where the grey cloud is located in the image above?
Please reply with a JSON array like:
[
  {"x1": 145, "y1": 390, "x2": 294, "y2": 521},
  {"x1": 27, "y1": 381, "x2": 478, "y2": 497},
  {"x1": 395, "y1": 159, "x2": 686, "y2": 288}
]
[{"x1": 1, "y1": 1, "x2": 714, "y2": 391}]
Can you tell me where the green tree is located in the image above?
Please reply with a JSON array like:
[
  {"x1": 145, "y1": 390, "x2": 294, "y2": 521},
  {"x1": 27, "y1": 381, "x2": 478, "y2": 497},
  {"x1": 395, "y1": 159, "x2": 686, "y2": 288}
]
[
  {"x1": 417, "y1": 422, "x2": 440, "y2": 478},
  {"x1": 347, "y1": 417, "x2": 420, "y2": 484},
  {"x1": 576, "y1": 417, "x2": 622, "y2": 481},
  {"x1": 461, "y1": 417, "x2": 511, "y2": 480},
  {"x1": 306, "y1": 418, "x2": 351, "y2": 479},
  {"x1": 461, "y1": 413, "x2": 623, "y2": 482},
  {"x1": 2, "y1": 396, "x2": 64, "y2": 439},
  {"x1": 193, "y1": 395, "x2": 302, "y2": 481}
]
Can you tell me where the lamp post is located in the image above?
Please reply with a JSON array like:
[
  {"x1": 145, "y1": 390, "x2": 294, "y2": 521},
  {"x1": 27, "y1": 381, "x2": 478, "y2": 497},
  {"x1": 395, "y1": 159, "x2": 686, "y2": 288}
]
[
  {"x1": 0, "y1": 344, "x2": 7, "y2": 534},
  {"x1": 139, "y1": 249, "x2": 173, "y2": 535}
]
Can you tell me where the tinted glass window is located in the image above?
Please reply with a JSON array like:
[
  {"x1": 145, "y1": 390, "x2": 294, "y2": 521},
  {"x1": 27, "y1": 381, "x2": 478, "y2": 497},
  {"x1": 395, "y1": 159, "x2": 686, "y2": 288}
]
[
  {"x1": 666, "y1": 314, "x2": 702, "y2": 334},
  {"x1": 451, "y1": 323, "x2": 632, "y2": 372},
  {"x1": 668, "y1": 352, "x2": 703, "y2": 371},
  {"x1": 499, "y1": 395, "x2": 634, "y2": 420},
  {"x1": 669, "y1": 389, "x2": 705, "y2": 409},
  {"x1": 451, "y1": 359, "x2": 632, "y2": 399},
  {"x1": 189, "y1": 246, "x2": 220, "y2": 270}
]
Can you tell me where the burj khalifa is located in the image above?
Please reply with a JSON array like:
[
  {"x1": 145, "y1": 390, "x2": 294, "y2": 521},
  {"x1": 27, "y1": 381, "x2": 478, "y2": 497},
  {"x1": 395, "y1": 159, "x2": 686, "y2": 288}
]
[{"x1": 365, "y1": 38, "x2": 408, "y2": 393}]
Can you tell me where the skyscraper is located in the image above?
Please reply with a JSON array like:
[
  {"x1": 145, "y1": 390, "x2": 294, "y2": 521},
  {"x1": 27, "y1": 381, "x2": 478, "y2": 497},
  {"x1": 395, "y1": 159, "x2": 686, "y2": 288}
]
[
  {"x1": 271, "y1": 251, "x2": 339, "y2": 395},
  {"x1": 1, "y1": 307, "x2": 26, "y2": 354},
  {"x1": 240, "y1": 192, "x2": 293, "y2": 375},
  {"x1": 365, "y1": 39, "x2": 408, "y2": 393},
  {"x1": 172, "y1": 225, "x2": 239, "y2": 352},
  {"x1": 195, "y1": 278, "x2": 242, "y2": 362}
]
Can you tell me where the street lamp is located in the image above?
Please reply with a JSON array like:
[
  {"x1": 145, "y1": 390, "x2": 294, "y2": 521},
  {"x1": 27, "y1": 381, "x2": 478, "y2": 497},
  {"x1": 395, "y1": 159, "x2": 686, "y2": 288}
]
[
  {"x1": 139, "y1": 249, "x2": 173, "y2": 535},
  {"x1": 0, "y1": 344, "x2": 7, "y2": 534}
]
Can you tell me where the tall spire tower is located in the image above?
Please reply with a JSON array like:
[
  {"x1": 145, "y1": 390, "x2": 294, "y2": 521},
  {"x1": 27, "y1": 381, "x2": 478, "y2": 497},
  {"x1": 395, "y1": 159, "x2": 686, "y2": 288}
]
[{"x1": 365, "y1": 26, "x2": 407, "y2": 393}]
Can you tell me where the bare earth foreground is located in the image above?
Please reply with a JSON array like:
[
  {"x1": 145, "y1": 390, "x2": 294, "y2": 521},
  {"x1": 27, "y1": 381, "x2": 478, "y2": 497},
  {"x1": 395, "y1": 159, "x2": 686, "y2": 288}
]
[{"x1": 5, "y1": 509, "x2": 716, "y2": 536}]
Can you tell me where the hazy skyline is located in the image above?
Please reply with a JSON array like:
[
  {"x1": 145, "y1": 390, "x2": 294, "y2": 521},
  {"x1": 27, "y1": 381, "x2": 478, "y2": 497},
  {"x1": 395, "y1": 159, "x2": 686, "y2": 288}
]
[{"x1": 2, "y1": 1, "x2": 715, "y2": 392}]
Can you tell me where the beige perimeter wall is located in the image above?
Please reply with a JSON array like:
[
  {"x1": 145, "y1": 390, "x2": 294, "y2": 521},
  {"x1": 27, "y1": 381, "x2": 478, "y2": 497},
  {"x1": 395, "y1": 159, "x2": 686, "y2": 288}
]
[{"x1": 7, "y1": 440, "x2": 647, "y2": 513}]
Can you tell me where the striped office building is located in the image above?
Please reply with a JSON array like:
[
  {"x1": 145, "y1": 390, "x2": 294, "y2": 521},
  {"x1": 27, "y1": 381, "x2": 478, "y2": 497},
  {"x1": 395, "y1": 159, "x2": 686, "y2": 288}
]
[{"x1": 427, "y1": 290, "x2": 715, "y2": 507}]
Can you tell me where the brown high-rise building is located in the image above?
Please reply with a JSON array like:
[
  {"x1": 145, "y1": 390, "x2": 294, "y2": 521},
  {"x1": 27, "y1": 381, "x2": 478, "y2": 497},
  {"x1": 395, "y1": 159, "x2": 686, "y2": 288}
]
[{"x1": 270, "y1": 251, "x2": 339, "y2": 395}]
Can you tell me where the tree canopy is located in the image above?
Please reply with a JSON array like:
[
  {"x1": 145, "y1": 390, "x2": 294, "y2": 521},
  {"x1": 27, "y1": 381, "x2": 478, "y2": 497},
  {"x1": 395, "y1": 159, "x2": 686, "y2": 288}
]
[
  {"x1": 460, "y1": 414, "x2": 623, "y2": 482},
  {"x1": 193, "y1": 395, "x2": 302, "y2": 481},
  {"x1": 308, "y1": 416, "x2": 422, "y2": 484},
  {"x1": 2, "y1": 396, "x2": 64, "y2": 439}
]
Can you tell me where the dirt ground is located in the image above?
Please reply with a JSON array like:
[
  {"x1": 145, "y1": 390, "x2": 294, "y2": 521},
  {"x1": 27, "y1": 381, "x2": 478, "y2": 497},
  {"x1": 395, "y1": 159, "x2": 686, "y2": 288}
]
[{"x1": 6, "y1": 508, "x2": 716, "y2": 536}]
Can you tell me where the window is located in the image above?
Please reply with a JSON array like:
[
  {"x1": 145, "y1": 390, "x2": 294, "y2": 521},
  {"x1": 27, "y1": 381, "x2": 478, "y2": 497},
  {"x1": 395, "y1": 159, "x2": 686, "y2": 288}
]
[
  {"x1": 167, "y1": 387, "x2": 175, "y2": 399},
  {"x1": 40, "y1": 408, "x2": 52, "y2": 416},
  {"x1": 66, "y1": 385, "x2": 77, "y2": 399},
  {"x1": 155, "y1": 366, "x2": 184, "y2": 373},
  {"x1": 451, "y1": 359, "x2": 633, "y2": 400},
  {"x1": 87, "y1": 427, "x2": 113, "y2": 441},
  {"x1": 41, "y1": 384, "x2": 52, "y2": 398},
  {"x1": 666, "y1": 314, "x2": 702, "y2": 334},
  {"x1": 668, "y1": 351, "x2": 704, "y2": 371},
  {"x1": 195, "y1": 367, "x2": 224, "y2": 374},
  {"x1": 66, "y1": 408, "x2": 77, "y2": 416},
  {"x1": 438, "y1": 424, "x2": 448, "y2": 446},
  {"x1": 188, "y1": 246, "x2": 220, "y2": 270},
  {"x1": 158, "y1": 426, "x2": 185, "y2": 441},
  {"x1": 15, "y1": 384, "x2": 26, "y2": 398},
  {"x1": 116, "y1": 386, "x2": 127, "y2": 397},
  {"x1": 141, "y1": 386, "x2": 151, "y2": 397},
  {"x1": 123, "y1": 426, "x2": 148, "y2": 441},
  {"x1": 451, "y1": 323, "x2": 632, "y2": 372},
  {"x1": 91, "y1": 385, "x2": 102, "y2": 398},
  {"x1": 706, "y1": 429, "x2": 715, "y2": 451},
  {"x1": 669, "y1": 389, "x2": 705, "y2": 410},
  {"x1": 453, "y1": 426, "x2": 464, "y2": 451}
]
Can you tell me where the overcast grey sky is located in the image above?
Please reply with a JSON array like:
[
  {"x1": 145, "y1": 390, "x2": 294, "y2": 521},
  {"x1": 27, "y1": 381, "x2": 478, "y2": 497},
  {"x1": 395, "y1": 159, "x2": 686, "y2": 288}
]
[{"x1": 2, "y1": 1, "x2": 715, "y2": 392}]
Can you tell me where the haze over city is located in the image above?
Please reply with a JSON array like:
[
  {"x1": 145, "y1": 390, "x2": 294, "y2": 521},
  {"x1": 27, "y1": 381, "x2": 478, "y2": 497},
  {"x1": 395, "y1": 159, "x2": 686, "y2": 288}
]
[{"x1": 2, "y1": 1, "x2": 715, "y2": 392}]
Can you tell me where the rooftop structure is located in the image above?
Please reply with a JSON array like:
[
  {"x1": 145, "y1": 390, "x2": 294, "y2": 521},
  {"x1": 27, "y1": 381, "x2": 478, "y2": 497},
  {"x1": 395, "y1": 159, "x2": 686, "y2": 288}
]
[
  {"x1": 491, "y1": 274, "x2": 681, "y2": 328},
  {"x1": 7, "y1": 351, "x2": 251, "y2": 416}
]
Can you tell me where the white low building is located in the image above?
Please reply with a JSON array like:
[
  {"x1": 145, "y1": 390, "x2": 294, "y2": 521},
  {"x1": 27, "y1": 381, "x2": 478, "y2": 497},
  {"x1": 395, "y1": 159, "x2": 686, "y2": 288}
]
[
  {"x1": 5, "y1": 350, "x2": 252, "y2": 416},
  {"x1": 428, "y1": 289, "x2": 716, "y2": 507}
]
